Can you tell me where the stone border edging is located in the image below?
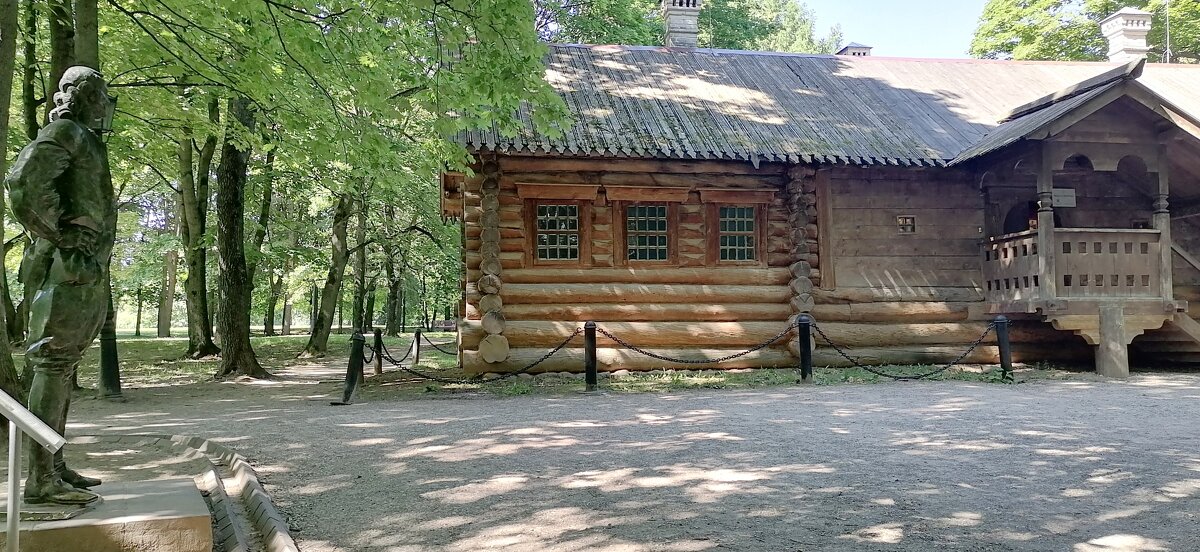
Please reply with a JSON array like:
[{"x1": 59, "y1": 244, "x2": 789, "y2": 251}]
[{"x1": 78, "y1": 433, "x2": 299, "y2": 552}]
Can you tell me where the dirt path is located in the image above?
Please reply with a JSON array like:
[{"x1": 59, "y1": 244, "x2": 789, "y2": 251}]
[{"x1": 69, "y1": 372, "x2": 1200, "y2": 551}]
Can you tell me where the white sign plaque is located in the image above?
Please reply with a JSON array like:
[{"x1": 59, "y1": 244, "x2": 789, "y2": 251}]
[{"x1": 1053, "y1": 188, "x2": 1077, "y2": 208}]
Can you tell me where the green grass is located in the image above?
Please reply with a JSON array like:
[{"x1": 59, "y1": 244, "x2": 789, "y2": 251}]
[{"x1": 9, "y1": 327, "x2": 1072, "y2": 397}]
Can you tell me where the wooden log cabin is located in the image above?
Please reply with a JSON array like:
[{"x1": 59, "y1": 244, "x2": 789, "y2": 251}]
[{"x1": 442, "y1": 4, "x2": 1200, "y2": 377}]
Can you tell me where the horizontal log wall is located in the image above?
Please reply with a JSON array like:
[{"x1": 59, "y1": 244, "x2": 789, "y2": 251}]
[
  {"x1": 461, "y1": 156, "x2": 798, "y2": 374},
  {"x1": 811, "y1": 166, "x2": 1094, "y2": 367}
]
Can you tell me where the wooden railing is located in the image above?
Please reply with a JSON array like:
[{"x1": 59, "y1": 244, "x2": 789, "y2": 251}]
[
  {"x1": 983, "y1": 228, "x2": 1163, "y2": 305},
  {"x1": 982, "y1": 230, "x2": 1041, "y2": 303},
  {"x1": 1055, "y1": 228, "x2": 1161, "y2": 299}
]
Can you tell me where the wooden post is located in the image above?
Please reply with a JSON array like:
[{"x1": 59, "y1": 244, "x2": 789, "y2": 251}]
[
  {"x1": 584, "y1": 321, "x2": 597, "y2": 391},
  {"x1": 995, "y1": 315, "x2": 1013, "y2": 382},
  {"x1": 798, "y1": 315, "x2": 813, "y2": 383},
  {"x1": 373, "y1": 328, "x2": 383, "y2": 376},
  {"x1": 1155, "y1": 145, "x2": 1173, "y2": 299},
  {"x1": 1096, "y1": 304, "x2": 1129, "y2": 378},
  {"x1": 413, "y1": 328, "x2": 422, "y2": 366},
  {"x1": 1036, "y1": 144, "x2": 1057, "y2": 302}
]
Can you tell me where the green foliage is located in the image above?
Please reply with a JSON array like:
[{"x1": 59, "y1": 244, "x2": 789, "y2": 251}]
[
  {"x1": 971, "y1": 0, "x2": 1200, "y2": 62},
  {"x1": 536, "y1": 0, "x2": 663, "y2": 45}
]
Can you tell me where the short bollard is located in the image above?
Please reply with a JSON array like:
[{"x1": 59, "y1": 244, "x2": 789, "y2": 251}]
[
  {"x1": 331, "y1": 331, "x2": 366, "y2": 405},
  {"x1": 584, "y1": 321, "x2": 598, "y2": 392},
  {"x1": 413, "y1": 328, "x2": 422, "y2": 366},
  {"x1": 798, "y1": 314, "x2": 813, "y2": 384},
  {"x1": 373, "y1": 328, "x2": 384, "y2": 376},
  {"x1": 995, "y1": 315, "x2": 1013, "y2": 382}
]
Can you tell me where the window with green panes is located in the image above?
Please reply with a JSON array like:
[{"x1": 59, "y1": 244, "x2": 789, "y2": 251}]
[
  {"x1": 625, "y1": 204, "x2": 669, "y2": 261},
  {"x1": 718, "y1": 206, "x2": 757, "y2": 261}
]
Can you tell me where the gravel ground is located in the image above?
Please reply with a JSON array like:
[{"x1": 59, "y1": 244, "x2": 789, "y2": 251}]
[{"x1": 68, "y1": 372, "x2": 1200, "y2": 551}]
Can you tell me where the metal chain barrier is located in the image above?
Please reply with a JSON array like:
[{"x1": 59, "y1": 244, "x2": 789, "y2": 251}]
[
  {"x1": 379, "y1": 338, "x2": 414, "y2": 366},
  {"x1": 810, "y1": 320, "x2": 997, "y2": 381},
  {"x1": 595, "y1": 320, "x2": 800, "y2": 365},
  {"x1": 421, "y1": 333, "x2": 458, "y2": 356},
  {"x1": 377, "y1": 327, "x2": 584, "y2": 385}
]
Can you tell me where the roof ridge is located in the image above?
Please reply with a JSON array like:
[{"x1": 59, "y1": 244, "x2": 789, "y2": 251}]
[{"x1": 1000, "y1": 58, "x2": 1144, "y2": 122}]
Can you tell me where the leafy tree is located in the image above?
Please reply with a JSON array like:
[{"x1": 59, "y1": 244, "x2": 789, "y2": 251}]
[
  {"x1": 971, "y1": 0, "x2": 1200, "y2": 62},
  {"x1": 536, "y1": 0, "x2": 662, "y2": 45}
]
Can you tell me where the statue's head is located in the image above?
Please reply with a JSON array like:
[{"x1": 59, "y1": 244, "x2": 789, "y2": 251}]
[{"x1": 49, "y1": 66, "x2": 116, "y2": 135}]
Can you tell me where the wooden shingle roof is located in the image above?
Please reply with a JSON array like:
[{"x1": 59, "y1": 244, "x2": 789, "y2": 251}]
[{"x1": 462, "y1": 45, "x2": 1200, "y2": 166}]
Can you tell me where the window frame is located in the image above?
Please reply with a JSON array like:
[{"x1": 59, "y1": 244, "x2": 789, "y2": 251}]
[
  {"x1": 618, "y1": 201, "x2": 679, "y2": 267},
  {"x1": 526, "y1": 199, "x2": 591, "y2": 266},
  {"x1": 707, "y1": 203, "x2": 766, "y2": 266}
]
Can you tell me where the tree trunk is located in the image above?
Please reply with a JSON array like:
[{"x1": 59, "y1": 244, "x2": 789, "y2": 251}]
[
  {"x1": 399, "y1": 273, "x2": 407, "y2": 333},
  {"x1": 72, "y1": 0, "x2": 96, "y2": 69},
  {"x1": 309, "y1": 283, "x2": 318, "y2": 334},
  {"x1": 46, "y1": 0, "x2": 74, "y2": 119},
  {"x1": 134, "y1": 286, "x2": 142, "y2": 336},
  {"x1": 281, "y1": 299, "x2": 292, "y2": 336},
  {"x1": 214, "y1": 96, "x2": 268, "y2": 379},
  {"x1": 351, "y1": 195, "x2": 367, "y2": 330},
  {"x1": 20, "y1": 0, "x2": 37, "y2": 141},
  {"x1": 157, "y1": 249, "x2": 177, "y2": 337},
  {"x1": 364, "y1": 279, "x2": 377, "y2": 329},
  {"x1": 97, "y1": 280, "x2": 121, "y2": 399},
  {"x1": 178, "y1": 94, "x2": 219, "y2": 358},
  {"x1": 264, "y1": 271, "x2": 283, "y2": 337},
  {"x1": 0, "y1": 0, "x2": 21, "y2": 399},
  {"x1": 383, "y1": 248, "x2": 398, "y2": 335},
  {"x1": 300, "y1": 195, "x2": 352, "y2": 357},
  {"x1": 337, "y1": 280, "x2": 344, "y2": 333},
  {"x1": 247, "y1": 148, "x2": 274, "y2": 282}
]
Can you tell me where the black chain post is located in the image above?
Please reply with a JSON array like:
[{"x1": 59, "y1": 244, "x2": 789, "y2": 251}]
[
  {"x1": 413, "y1": 328, "x2": 422, "y2": 366},
  {"x1": 373, "y1": 328, "x2": 384, "y2": 376},
  {"x1": 995, "y1": 315, "x2": 1013, "y2": 382},
  {"x1": 798, "y1": 314, "x2": 813, "y2": 384},
  {"x1": 332, "y1": 331, "x2": 366, "y2": 405},
  {"x1": 584, "y1": 321, "x2": 598, "y2": 392}
]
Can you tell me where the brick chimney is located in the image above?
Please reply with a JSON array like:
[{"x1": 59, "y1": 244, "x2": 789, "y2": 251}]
[
  {"x1": 1100, "y1": 7, "x2": 1152, "y2": 63},
  {"x1": 662, "y1": 0, "x2": 701, "y2": 48}
]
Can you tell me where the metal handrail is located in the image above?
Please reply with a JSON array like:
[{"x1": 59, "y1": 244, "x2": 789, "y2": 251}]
[{"x1": 0, "y1": 389, "x2": 66, "y2": 552}]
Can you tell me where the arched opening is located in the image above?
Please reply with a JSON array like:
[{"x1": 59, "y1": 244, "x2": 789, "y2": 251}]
[
  {"x1": 1061, "y1": 154, "x2": 1094, "y2": 172},
  {"x1": 1003, "y1": 201, "x2": 1062, "y2": 234}
]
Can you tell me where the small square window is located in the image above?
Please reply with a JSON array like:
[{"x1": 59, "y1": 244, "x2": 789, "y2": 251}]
[{"x1": 897, "y1": 215, "x2": 916, "y2": 234}]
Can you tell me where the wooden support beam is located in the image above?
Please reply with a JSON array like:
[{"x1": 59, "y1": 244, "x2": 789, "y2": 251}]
[{"x1": 1036, "y1": 143, "x2": 1057, "y2": 301}]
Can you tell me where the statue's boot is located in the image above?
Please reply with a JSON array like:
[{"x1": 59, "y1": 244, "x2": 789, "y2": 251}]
[
  {"x1": 60, "y1": 466, "x2": 102, "y2": 489},
  {"x1": 23, "y1": 475, "x2": 100, "y2": 505}
]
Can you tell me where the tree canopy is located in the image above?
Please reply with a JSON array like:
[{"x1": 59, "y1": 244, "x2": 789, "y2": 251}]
[{"x1": 971, "y1": 0, "x2": 1200, "y2": 62}]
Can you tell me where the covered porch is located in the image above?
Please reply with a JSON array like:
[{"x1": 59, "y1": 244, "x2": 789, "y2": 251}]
[{"x1": 956, "y1": 60, "x2": 1200, "y2": 377}]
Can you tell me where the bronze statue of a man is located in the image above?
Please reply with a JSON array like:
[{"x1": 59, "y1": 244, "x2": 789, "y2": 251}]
[{"x1": 4, "y1": 66, "x2": 117, "y2": 505}]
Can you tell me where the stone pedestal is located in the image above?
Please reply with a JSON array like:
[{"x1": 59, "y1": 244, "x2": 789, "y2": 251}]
[{"x1": 0, "y1": 479, "x2": 211, "y2": 552}]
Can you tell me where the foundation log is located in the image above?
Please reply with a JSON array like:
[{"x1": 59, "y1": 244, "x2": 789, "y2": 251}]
[
  {"x1": 460, "y1": 320, "x2": 795, "y2": 349},
  {"x1": 479, "y1": 334, "x2": 511, "y2": 363},
  {"x1": 463, "y1": 347, "x2": 795, "y2": 374}
]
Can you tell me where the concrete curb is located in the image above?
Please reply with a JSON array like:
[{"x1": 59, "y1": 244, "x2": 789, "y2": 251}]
[{"x1": 77, "y1": 433, "x2": 299, "y2": 552}]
